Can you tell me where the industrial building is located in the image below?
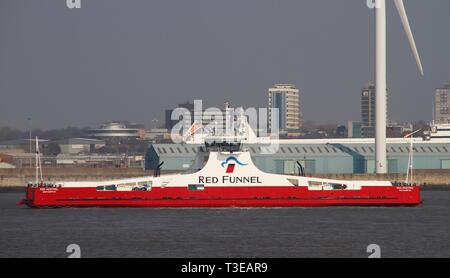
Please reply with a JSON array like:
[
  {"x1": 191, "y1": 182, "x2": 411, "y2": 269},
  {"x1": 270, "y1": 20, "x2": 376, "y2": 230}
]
[
  {"x1": 145, "y1": 138, "x2": 450, "y2": 175},
  {"x1": 53, "y1": 138, "x2": 106, "y2": 154}
]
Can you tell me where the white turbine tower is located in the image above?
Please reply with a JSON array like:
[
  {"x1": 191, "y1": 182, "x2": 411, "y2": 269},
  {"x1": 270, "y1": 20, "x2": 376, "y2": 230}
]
[{"x1": 374, "y1": 0, "x2": 424, "y2": 174}]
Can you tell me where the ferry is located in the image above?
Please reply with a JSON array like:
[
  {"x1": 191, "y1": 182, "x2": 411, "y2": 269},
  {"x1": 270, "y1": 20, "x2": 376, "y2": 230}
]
[{"x1": 19, "y1": 140, "x2": 420, "y2": 208}]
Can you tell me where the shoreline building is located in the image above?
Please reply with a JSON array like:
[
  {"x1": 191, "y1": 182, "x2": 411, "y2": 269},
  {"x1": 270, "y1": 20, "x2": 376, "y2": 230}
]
[
  {"x1": 361, "y1": 82, "x2": 389, "y2": 137},
  {"x1": 348, "y1": 121, "x2": 362, "y2": 138},
  {"x1": 434, "y1": 84, "x2": 450, "y2": 124},
  {"x1": 146, "y1": 111, "x2": 450, "y2": 175},
  {"x1": 146, "y1": 137, "x2": 450, "y2": 174},
  {"x1": 268, "y1": 84, "x2": 301, "y2": 135},
  {"x1": 87, "y1": 122, "x2": 145, "y2": 141}
]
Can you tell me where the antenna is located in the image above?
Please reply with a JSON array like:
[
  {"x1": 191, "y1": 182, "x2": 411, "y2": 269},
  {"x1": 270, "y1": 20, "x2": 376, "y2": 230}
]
[
  {"x1": 432, "y1": 97, "x2": 435, "y2": 125},
  {"x1": 35, "y1": 136, "x2": 43, "y2": 184}
]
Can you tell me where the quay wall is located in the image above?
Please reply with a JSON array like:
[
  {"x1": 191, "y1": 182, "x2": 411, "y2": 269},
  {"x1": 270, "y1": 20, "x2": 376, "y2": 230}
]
[{"x1": 1, "y1": 168, "x2": 450, "y2": 188}]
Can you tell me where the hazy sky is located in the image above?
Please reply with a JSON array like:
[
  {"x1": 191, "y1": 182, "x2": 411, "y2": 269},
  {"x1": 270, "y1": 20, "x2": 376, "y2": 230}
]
[{"x1": 0, "y1": 0, "x2": 449, "y2": 130}]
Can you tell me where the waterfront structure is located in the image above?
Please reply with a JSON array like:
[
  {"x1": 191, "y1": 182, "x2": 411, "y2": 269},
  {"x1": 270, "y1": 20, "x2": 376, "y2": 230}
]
[
  {"x1": 361, "y1": 82, "x2": 391, "y2": 138},
  {"x1": 0, "y1": 154, "x2": 15, "y2": 168},
  {"x1": 434, "y1": 84, "x2": 450, "y2": 124},
  {"x1": 268, "y1": 84, "x2": 301, "y2": 134},
  {"x1": 425, "y1": 123, "x2": 450, "y2": 140},
  {"x1": 145, "y1": 129, "x2": 170, "y2": 142},
  {"x1": 53, "y1": 138, "x2": 105, "y2": 155},
  {"x1": 55, "y1": 154, "x2": 144, "y2": 168},
  {"x1": 0, "y1": 139, "x2": 49, "y2": 155},
  {"x1": 361, "y1": 82, "x2": 376, "y2": 137},
  {"x1": 146, "y1": 137, "x2": 450, "y2": 174},
  {"x1": 87, "y1": 122, "x2": 144, "y2": 140},
  {"x1": 348, "y1": 121, "x2": 362, "y2": 138}
]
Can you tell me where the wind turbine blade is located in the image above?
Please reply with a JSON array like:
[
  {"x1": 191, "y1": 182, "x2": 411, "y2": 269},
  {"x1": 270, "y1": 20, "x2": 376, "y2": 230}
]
[{"x1": 394, "y1": 0, "x2": 424, "y2": 76}]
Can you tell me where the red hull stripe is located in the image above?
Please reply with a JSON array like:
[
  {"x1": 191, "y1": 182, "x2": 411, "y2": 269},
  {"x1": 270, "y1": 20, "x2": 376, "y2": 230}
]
[{"x1": 22, "y1": 185, "x2": 421, "y2": 208}]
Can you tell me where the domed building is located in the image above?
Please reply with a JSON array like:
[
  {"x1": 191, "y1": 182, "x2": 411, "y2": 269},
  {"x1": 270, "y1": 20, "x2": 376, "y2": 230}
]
[{"x1": 87, "y1": 122, "x2": 145, "y2": 140}]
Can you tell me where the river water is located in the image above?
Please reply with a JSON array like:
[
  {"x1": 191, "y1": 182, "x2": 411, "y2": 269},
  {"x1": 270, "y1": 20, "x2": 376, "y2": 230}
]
[{"x1": 0, "y1": 190, "x2": 449, "y2": 258}]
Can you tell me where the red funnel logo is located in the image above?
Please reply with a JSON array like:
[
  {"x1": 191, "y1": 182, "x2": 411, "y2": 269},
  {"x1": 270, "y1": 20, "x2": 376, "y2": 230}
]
[
  {"x1": 221, "y1": 156, "x2": 247, "y2": 174},
  {"x1": 226, "y1": 164, "x2": 235, "y2": 173}
]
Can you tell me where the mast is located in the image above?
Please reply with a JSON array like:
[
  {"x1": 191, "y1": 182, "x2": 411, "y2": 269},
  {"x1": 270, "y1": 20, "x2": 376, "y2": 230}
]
[
  {"x1": 35, "y1": 137, "x2": 39, "y2": 184},
  {"x1": 35, "y1": 136, "x2": 43, "y2": 184},
  {"x1": 405, "y1": 129, "x2": 421, "y2": 184}
]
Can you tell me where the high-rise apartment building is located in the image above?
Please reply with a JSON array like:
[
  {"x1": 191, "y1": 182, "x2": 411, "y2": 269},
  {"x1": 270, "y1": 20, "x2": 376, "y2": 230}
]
[
  {"x1": 434, "y1": 84, "x2": 450, "y2": 124},
  {"x1": 268, "y1": 84, "x2": 301, "y2": 134},
  {"x1": 361, "y1": 82, "x2": 388, "y2": 137}
]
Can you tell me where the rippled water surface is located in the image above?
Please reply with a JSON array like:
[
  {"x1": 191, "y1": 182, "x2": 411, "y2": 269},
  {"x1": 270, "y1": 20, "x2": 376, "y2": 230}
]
[{"x1": 0, "y1": 190, "x2": 449, "y2": 258}]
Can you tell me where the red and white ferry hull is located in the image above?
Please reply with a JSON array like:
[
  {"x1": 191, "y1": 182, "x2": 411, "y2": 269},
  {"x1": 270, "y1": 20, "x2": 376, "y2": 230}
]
[
  {"x1": 20, "y1": 151, "x2": 421, "y2": 208},
  {"x1": 21, "y1": 184, "x2": 420, "y2": 208}
]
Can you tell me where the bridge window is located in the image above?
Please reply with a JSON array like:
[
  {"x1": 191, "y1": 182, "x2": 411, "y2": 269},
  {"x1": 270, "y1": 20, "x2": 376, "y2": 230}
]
[
  {"x1": 97, "y1": 185, "x2": 117, "y2": 191},
  {"x1": 308, "y1": 180, "x2": 322, "y2": 186},
  {"x1": 188, "y1": 184, "x2": 205, "y2": 191},
  {"x1": 324, "y1": 183, "x2": 347, "y2": 190},
  {"x1": 104, "y1": 185, "x2": 117, "y2": 191}
]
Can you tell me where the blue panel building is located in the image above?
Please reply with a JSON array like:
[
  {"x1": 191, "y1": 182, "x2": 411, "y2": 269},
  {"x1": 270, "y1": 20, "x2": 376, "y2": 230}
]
[{"x1": 145, "y1": 138, "x2": 450, "y2": 174}]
